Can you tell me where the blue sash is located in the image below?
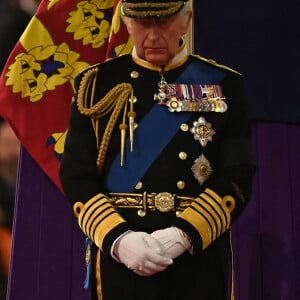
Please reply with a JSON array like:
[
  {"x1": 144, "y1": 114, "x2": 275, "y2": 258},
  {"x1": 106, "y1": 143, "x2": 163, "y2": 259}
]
[{"x1": 105, "y1": 60, "x2": 226, "y2": 192}]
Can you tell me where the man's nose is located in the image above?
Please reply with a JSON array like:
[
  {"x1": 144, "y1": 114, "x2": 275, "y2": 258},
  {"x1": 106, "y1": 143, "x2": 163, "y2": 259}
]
[{"x1": 147, "y1": 26, "x2": 160, "y2": 40}]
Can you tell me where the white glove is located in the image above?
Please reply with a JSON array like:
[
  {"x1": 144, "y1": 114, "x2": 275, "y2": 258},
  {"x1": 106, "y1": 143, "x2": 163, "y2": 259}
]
[
  {"x1": 111, "y1": 231, "x2": 173, "y2": 276},
  {"x1": 151, "y1": 227, "x2": 192, "y2": 259}
]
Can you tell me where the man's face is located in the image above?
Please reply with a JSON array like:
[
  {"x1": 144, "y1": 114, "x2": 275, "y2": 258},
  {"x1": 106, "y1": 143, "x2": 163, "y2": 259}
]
[{"x1": 126, "y1": 12, "x2": 191, "y2": 65}]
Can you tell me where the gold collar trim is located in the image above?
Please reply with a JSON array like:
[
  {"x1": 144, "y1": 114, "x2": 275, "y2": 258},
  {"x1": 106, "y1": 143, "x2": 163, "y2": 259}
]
[{"x1": 131, "y1": 40, "x2": 189, "y2": 72}]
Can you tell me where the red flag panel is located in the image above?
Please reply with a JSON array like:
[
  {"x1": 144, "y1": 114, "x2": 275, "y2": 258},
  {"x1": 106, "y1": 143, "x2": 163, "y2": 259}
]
[{"x1": 0, "y1": 0, "x2": 132, "y2": 192}]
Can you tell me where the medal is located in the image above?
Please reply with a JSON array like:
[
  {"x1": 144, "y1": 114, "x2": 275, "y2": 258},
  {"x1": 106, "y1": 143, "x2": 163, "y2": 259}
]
[
  {"x1": 153, "y1": 70, "x2": 172, "y2": 103},
  {"x1": 190, "y1": 117, "x2": 215, "y2": 147},
  {"x1": 154, "y1": 78, "x2": 227, "y2": 113},
  {"x1": 191, "y1": 154, "x2": 213, "y2": 185}
]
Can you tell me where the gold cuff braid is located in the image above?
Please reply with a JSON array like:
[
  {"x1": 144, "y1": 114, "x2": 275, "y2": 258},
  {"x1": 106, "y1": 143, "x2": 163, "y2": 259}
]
[
  {"x1": 73, "y1": 193, "x2": 127, "y2": 250},
  {"x1": 177, "y1": 188, "x2": 235, "y2": 250}
]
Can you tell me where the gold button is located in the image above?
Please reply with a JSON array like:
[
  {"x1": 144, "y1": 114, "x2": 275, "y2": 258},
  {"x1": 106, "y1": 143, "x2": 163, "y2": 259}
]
[
  {"x1": 177, "y1": 181, "x2": 185, "y2": 190},
  {"x1": 180, "y1": 123, "x2": 189, "y2": 132},
  {"x1": 130, "y1": 71, "x2": 139, "y2": 79},
  {"x1": 135, "y1": 181, "x2": 143, "y2": 190},
  {"x1": 137, "y1": 209, "x2": 146, "y2": 217},
  {"x1": 179, "y1": 152, "x2": 187, "y2": 160}
]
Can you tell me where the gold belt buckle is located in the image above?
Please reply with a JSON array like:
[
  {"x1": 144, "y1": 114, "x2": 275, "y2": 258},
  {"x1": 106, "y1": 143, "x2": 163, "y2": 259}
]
[{"x1": 154, "y1": 192, "x2": 175, "y2": 212}]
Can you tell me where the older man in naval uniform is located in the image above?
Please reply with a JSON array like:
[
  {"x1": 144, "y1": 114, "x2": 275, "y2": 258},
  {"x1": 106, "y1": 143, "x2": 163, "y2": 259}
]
[{"x1": 60, "y1": 0, "x2": 256, "y2": 299}]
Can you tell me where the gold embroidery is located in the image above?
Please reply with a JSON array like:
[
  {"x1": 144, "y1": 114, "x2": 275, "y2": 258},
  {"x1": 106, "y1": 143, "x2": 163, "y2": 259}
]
[
  {"x1": 122, "y1": 1, "x2": 185, "y2": 18},
  {"x1": 192, "y1": 54, "x2": 241, "y2": 75},
  {"x1": 177, "y1": 188, "x2": 236, "y2": 249},
  {"x1": 73, "y1": 194, "x2": 126, "y2": 250}
]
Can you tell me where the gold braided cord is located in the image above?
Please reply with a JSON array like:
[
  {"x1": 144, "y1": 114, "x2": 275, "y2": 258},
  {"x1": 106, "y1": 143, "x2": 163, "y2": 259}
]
[
  {"x1": 76, "y1": 67, "x2": 133, "y2": 172},
  {"x1": 96, "y1": 84, "x2": 132, "y2": 171},
  {"x1": 77, "y1": 68, "x2": 128, "y2": 119},
  {"x1": 90, "y1": 69, "x2": 100, "y2": 148},
  {"x1": 122, "y1": 1, "x2": 184, "y2": 17}
]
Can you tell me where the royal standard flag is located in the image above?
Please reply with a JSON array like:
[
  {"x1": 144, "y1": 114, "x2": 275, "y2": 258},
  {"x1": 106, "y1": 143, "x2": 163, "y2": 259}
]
[{"x1": 0, "y1": 0, "x2": 132, "y2": 192}]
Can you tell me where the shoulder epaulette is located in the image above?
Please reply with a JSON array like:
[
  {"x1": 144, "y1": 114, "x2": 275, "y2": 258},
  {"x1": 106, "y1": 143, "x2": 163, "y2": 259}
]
[
  {"x1": 78, "y1": 54, "x2": 130, "y2": 78},
  {"x1": 77, "y1": 55, "x2": 123, "y2": 78},
  {"x1": 76, "y1": 64, "x2": 99, "y2": 84},
  {"x1": 192, "y1": 54, "x2": 241, "y2": 75}
]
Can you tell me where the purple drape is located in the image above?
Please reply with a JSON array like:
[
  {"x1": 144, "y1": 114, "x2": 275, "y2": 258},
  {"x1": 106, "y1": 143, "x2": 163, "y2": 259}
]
[
  {"x1": 7, "y1": 121, "x2": 300, "y2": 299},
  {"x1": 232, "y1": 122, "x2": 300, "y2": 300},
  {"x1": 8, "y1": 149, "x2": 89, "y2": 300}
]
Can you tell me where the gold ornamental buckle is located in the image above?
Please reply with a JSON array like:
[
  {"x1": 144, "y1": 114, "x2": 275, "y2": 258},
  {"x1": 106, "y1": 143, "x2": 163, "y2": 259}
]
[{"x1": 154, "y1": 192, "x2": 175, "y2": 212}]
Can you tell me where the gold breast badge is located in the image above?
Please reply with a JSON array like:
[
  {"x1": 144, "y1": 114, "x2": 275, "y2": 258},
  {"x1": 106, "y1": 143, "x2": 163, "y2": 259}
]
[
  {"x1": 191, "y1": 154, "x2": 213, "y2": 185},
  {"x1": 190, "y1": 117, "x2": 215, "y2": 147}
]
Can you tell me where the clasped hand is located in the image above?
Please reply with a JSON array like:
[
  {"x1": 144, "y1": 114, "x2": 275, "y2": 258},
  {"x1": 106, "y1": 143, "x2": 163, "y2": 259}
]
[{"x1": 111, "y1": 227, "x2": 191, "y2": 276}]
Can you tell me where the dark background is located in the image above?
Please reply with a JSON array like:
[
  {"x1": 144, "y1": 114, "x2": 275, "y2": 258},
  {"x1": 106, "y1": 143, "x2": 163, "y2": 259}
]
[{"x1": 194, "y1": 0, "x2": 299, "y2": 123}]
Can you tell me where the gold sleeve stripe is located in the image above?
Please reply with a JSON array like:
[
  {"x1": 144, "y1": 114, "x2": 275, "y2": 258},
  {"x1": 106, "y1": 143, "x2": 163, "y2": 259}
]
[
  {"x1": 200, "y1": 194, "x2": 225, "y2": 235},
  {"x1": 91, "y1": 211, "x2": 117, "y2": 239},
  {"x1": 199, "y1": 193, "x2": 228, "y2": 231},
  {"x1": 179, "y1": 206, "x2": 213, "y2": 249},
  {"x1": 193, "y1": 199, "x2": 221, "y2": 238},
  {"x1": 83, "y1": 201, "x2": 111, "y2": 225},
  {"x1": 203, "y1": 188, "x2": 233, "y2": 228},
  {"x1": 80, "y1": 196, "x2": 109, "y2": 226},
  {"x1": 178, "y1": 188, "x2": 235, "y2": 250},
  {"x1": 86, "y1": 205, "x2": 115, "y2": 238},
  {"x1": 88, "y1": 207, "x2": 116, "y2": 238},
  {"x1": 94, "y1": 211, "x2": 126, "y2": 249},
  {"x1": 190, "y1": 204, "x2": 217, "y2": 241},
  {"x1": 82, "y1": 201, "x2": 111, "y2": 233},
  {"x1": 73, "y1": 193, "x2": 126, "y2": 250}
]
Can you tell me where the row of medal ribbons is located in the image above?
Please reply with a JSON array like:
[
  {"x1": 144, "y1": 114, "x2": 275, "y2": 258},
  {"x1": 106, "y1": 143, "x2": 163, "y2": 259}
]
[{"x1": 154, "y1": 83, "x2": 227, "y2": 113}]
